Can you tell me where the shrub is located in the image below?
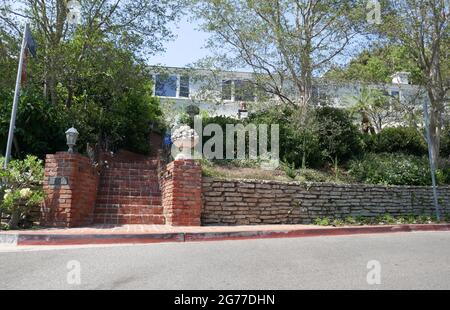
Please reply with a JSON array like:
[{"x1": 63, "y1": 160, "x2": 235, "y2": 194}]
[
  {"x1": 440, "y1": 127, "x2": 450, "y2": 158},
  {"x1": 281, "y1": 161, "x2": 297, "y2": 180},
  {"x1": 0, "y1": 156, "x2": 44, "y2": 229},
  {"x1": 183, "y1": 115, "x2": 241, "y2": 160},
  {"x1": 373, "y1": 127, "x2": 427, "y2": 156},
  {"x1": 250, "y1": 106, "x2": 321, "y2": 169},
  {"x1": 314, "y1": 107, "x2": 363, "y2": 165},
  {"x1": 314, "y1": 218, "x2": 330, "y2": 226},
  {"x1": 349, "y1": 153, "x2": 442, "y2": 186}
]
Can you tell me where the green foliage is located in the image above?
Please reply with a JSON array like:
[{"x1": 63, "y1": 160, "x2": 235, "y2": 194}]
[
  {"x1": 325, "y1": 45, "x2": 424, "y2": 84},
  {"x1": 0, "y1": 85, "x2": 67, "y2": 159},
  {"x1": 249, "y1": 106, "x2": 362, "y2": 170},
  {"x1": 313, "y1": 213, "x2": 448, "y2": 226},
  {"x1": 371, "y1": 127, "x2": 427, "y2": 156},
  {"x1": 349, "y1": 153, "x2": 441, "y2": 186},
  {"x1": 281, "y1": 162, "x2": 297, "y2": 180},
  {"x1": 187, "y1": 115, "x2": 241, "y2": 160},
  {"x1": 0, "y1": 156, "x2": 44, "y2": 229},
  {"x1": 314, "y1": 218, "x2": 330, "y2": 226},
  {"x1": 249, "y1": 106, "x2": 322, "y2": 168},
  {"x1": 440, "y1": 127, "x2": 450, "y2": 158},
  {"x1": 315, "y1": 107, "x2": 363, "y2": 164},
  {"x1": 0, "y1": 28, "x2": 163, "y2": 157}
]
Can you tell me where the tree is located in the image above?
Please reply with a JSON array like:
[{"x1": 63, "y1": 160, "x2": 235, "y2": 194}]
[
  {"x1": 191, "y1": 0, "x2": 362, "y2": 106},
  {"x1": 315, "y1": 107, "x2": 362, "y2": 176},
  {"x1": 0, "y1": 1, "x2": 177, "y2": 157},
  {"x1": 347, "y1": 87, "x2": 399, "y2": 134},
  {"x1": 325, "y1": 44, "x2": 424, "y2": 85},
  {"x1": 370, "y1": 0, "x2": 449, "y2": 164},
  {"x1": 0, "y1": 29, "x2": 164, "y2": 157},
  {"x1": 0, "y1": 0, "x2": 182, "y2": 105}
]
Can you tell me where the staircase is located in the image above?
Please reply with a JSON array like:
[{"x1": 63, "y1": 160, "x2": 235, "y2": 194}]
[{"x1": 94, "y1": 152, "x2": 165, "y2": 225}]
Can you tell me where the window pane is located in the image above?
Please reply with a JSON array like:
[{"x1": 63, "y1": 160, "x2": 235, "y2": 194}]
[
  {"x1": 235, "y1": 80, "x2": 254, "y2": 101},
  {"x1": 179, "y1": 75, "x2": 190, "y2": 98},
  {"x1": 155, "y1": 74, "x2": 177, "y2": 97},
  {"x1": 391, "y1": 91, "x2": 400, "y2": 98},
  {"x1": 222, "y1": 80, "x2": 232, "y2": 100}
]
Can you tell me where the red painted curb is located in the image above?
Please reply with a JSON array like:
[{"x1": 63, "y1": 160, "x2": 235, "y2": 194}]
[
  {"x1": 17, "y1": 233, "x2": 185, "y2": 246},
  {"x1": 9, "y1": 224, "x2": 450, "y2": 246},
  {"x1": 184, "y1": 224, "x2": 450, "y2": 242}
]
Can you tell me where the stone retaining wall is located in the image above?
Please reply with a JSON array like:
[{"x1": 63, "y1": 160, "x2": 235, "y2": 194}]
[{"x1": 201, "y1": 178, "x2": 450, "y2": 225}]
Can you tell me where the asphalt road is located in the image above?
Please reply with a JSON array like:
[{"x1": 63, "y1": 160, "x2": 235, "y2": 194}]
[{"x1": 0, "y1": 231, "x2": 449, "y2": 290}]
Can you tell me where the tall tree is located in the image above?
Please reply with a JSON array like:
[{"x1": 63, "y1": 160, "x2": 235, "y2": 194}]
[
  {"x1": 372, "y1": 0, "x2": 449, "y2": 163},
  {"x1": 0, "y1": 0, "x2": 182, "y2": 105},
  {"x1": 191, "y1": 0, "x2": 362, "y2": 106},
  {"x1": 325, "y1": 44, "x2": 424, "y2": 85}
]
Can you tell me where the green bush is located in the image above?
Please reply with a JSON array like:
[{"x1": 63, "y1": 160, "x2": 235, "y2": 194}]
[
  {"x1": 0, "y1": 86, "x2": 67, "y2": 159},
  {"x1": 0, "y1": 30, "x2": 164, "y2": 158},
  {"x1": 440, "y1": 127, "x2": 450, "y2": 158},
  {"x1": 373, "y1": 127, "x2": 427, "y2": 156},
  {"x1": 314, "y1": 107, "x2": 363, "y2": 164},
  {"x1": 281, "y1": 161, "x2": 297, "y2": 179},
  {"x1": 0, "y1": 156, "x2": 44, "y2": 229},
  {"x1": 349, "y1": 153, "x2": 442, "y2": 185}
]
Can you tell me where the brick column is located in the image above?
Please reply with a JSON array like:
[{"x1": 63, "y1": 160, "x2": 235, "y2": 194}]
[
  {"x1": 161, "y1": 160, "x2": 202, "y2": 226},
  {"x1": 41, "y1": 152, "x2": 99, "y2": 227}
]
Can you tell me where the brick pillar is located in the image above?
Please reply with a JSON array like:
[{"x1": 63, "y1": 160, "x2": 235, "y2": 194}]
[
  {"x1": 41, "y1": 152, "x2": 99, "y2": 227},
  {"x1": 161, "y1": 160, "x2": 202, "y2": 226}
]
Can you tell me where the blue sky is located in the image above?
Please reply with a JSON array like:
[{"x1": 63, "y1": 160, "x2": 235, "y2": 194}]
[
  {"x1": 148, "y1": 17, "x2": 211, "y2": 67},
  {"x1": 147, "y1": 16, "x2": 361, "y2": 72}
]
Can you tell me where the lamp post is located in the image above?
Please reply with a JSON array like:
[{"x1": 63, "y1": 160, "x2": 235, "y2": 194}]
[{"x1": 65, "y1": 127, "x2": 79, "y2": 153}]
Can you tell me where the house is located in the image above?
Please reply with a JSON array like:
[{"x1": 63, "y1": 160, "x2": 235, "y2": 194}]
[{"x1": 150, "y1": 66, "x2": 428, "y2": 121}]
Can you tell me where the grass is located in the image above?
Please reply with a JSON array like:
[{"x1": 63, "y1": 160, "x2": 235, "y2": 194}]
[
  {"x1": 200, "y1": 158, "x2": 355, "y2": 183},
  {"x1": 313, "y1": 214, "x2": 450, "y2": 227}
]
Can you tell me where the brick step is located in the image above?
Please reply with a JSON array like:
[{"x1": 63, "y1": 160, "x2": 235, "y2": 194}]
[
  {"x1": 101, "y1": 174, "x2": 158, "y2": 183},
  {"x1": 94, "y1": 204, "x2": 163, "y2": 215},
  {"x1": 99, "y1": 181, "x2": 159, "y2": 188},
  {"x1": 93, "y1": 214, "x2": 165, "y2": 225},
  {"x1": 102, "y1": 167, "x2": 158, "y2": 172},
  {"x1": 102, "y1": 172, "x2": 158, "y2": 182},
  {"x1": 96, "y1": 196, "x2": 161, "y2": 204},
  {"x1": 97, "y1": 190, "x2": 161, "y2": 197},
  {"x1": 98, "y1": 182, "x2": 160, "y2": 189},
  {"x1": 106, "y1": 162, "x2": 159, "y2": 169}
]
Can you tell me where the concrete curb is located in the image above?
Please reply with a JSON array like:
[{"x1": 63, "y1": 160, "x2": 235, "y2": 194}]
[
  {"x1": 0, "y1": 233, "x2": 18, "y2": 246},
  {"x1": 1, "y1": 224, "x2": 449, "y2": 246}
]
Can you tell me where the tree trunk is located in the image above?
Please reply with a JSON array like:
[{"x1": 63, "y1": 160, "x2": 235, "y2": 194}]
[{"x1": 428, "y1": 102, "x2": 442, "y2": 166}]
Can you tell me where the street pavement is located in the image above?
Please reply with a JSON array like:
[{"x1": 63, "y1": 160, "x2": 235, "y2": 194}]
[{"x1": 0, "y1": 231, "x2": 449, "y2": 290}]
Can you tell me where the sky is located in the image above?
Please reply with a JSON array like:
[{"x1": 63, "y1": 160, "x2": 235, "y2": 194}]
[
  {"x1": 147, "y1": 17, "x2": 212, "y2": 68},
  {"x1": 147, "y1": 15, "x2": 359, "y2": 73}
]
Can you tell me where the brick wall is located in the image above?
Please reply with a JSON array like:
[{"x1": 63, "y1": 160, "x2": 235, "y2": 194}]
[
  {"x1": 202, "y1": 178, "x2": 450, "y2": 225},
  {"x1": 160, "y1": 160, "x2": 202, "y2": 226},
  {"x1": 41, "y1": 152, "x2": 99, "y2": 227}
]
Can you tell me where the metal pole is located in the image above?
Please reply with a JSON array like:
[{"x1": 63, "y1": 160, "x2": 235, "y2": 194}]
[
  {"x1": 423, "y1": 99, "x2": 441, "y2": 221},
  {"x1": 3, "y1": 24, "x2": 28, "y2": 169}
]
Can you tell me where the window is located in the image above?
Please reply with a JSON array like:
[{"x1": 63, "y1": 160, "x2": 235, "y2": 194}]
[
  {"x1": 179, "y1": 75, "x2": 190, "y2": 98},
  {"x1": 234, "y1": 80, "x2": 254, "y2": 101},
  {"x1": 391, "y1": 91, "x2": 400, "y2": 99},
  {"x1": 222, "y1": 80, "x2": 232, "y2": 100},
  {"x1": 155, "y1": 74, "x2": 177, "y2": 97}
]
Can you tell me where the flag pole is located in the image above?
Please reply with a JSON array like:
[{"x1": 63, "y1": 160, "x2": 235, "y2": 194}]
[{"x1": 3, "y1": 24, "x2": 28, "y2": 169}]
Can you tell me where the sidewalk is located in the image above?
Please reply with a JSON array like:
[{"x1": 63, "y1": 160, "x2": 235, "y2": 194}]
[{"x1": 1, "y1": 223, "x2": 449, "y2": 246}]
